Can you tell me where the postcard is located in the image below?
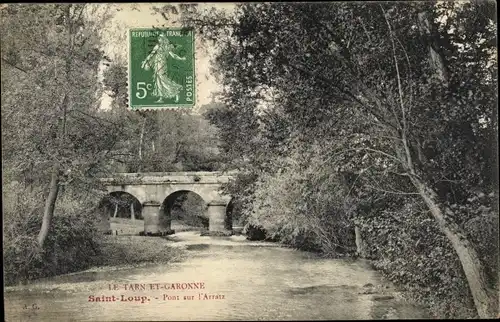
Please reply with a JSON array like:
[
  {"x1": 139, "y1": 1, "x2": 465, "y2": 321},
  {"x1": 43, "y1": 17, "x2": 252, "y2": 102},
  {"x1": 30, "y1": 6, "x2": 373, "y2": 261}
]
[{"x1": 2, "y1": 2, "x2": 498, "y2": 321}]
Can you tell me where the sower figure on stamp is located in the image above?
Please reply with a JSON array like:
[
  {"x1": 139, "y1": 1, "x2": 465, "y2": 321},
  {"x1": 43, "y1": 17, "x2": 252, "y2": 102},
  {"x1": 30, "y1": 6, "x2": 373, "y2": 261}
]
[{"x1": 141, "y1": 33, "x2": 186, "y2": 103}]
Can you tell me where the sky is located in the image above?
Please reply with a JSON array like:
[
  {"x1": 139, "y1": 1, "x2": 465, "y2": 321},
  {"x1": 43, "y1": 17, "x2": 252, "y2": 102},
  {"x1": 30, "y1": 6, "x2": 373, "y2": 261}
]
[{"x1": 97, "y1": 3, "x2": 236, "y2": 112}]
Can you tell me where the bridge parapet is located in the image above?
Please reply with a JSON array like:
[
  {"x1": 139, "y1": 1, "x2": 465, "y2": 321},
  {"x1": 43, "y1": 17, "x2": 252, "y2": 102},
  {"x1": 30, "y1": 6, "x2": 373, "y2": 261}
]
[{"x1": 99, "y1": 171, "x2": 237, "y2": 185}]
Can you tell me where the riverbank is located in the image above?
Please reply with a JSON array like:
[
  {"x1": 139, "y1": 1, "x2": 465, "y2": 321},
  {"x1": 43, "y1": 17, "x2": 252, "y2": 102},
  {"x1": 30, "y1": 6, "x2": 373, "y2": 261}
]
[
  {"x1": 5, "y1": 234, "x2": 186, "y2": 288},
  {"x1": 5, "y1": 231, "x2": 429, "y2": 320},
  {"x1": 110, "y1": 218, "x2": 205, "y2": 235},
  {"x1": 97, "y1": 235, "x2": 186, "y2": 267}
]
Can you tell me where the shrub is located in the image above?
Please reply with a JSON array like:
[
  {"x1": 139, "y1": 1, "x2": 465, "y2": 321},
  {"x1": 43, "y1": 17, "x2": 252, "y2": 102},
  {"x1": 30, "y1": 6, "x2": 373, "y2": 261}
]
[
  {"x1": 3, "y1": 183, "x2": 105, "y2": 286},
  {"x1": 356, "y1": 194, "x2": 498, "y2": 319},
  {"x1": 244, "y1": 149, "x2": 357, "y2": 255},
  {"x1": 3, "y1": 235, "x2": 45, "y2": 285}
]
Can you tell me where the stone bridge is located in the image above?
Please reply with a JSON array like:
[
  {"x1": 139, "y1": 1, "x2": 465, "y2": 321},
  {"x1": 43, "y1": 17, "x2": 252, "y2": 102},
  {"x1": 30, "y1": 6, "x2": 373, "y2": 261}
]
[{"x1": 99, "y1": 171, "x2": 236, "y2": 235}]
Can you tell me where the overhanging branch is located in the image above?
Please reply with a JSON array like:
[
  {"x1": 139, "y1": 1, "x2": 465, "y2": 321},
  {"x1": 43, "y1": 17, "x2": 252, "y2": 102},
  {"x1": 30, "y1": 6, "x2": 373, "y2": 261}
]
[{"x1": 1, "y1": 57, "x2": 29, "y2": 73}]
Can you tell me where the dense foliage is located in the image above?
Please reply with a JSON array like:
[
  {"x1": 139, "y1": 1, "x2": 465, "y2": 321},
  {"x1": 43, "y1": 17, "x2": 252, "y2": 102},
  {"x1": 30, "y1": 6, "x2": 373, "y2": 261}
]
[
  {"x1": 1, "y1": 4, "x2": 205, "y2": 285},
  {"x1": 101, "y1": 63, "x2": 225, "y2": 173},
  {"x1": 3, "y1": 181, "x2": 104, "y2": 285},
  {"x1": 167, "y1": 1, "x2": 498, "y2": 318}
]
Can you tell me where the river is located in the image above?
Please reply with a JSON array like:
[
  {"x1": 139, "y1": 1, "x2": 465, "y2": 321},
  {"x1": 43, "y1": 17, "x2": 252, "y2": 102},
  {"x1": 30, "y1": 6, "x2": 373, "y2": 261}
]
[{"x1": 4, "y1": 232, "x2": 429, "y2": 321}]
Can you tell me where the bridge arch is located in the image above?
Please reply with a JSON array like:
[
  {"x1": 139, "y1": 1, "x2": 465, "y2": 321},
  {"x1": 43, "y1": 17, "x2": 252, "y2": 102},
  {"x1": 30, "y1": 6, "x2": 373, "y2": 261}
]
[
  {"x1": 225, "y1": 198, "x2": 236, "y2": 231},
  {"x1": 96, "y1": 191, "x2": 143, "y2": 234},
  {"x1": 99, "y1": 191, "x2": 143, "y2": 219},
  {"x1": 105, "y1": 186, "x2": 150, "y2": 204},
  {"x1": 105, "y1": 184, "x2": 228, "y2": 206},
  {"x1": 162, "y1": 190, "x2": 209, "y2": 231},
  {"x1": 101, "y1": 172, "x2": 235, "y2": 236}
]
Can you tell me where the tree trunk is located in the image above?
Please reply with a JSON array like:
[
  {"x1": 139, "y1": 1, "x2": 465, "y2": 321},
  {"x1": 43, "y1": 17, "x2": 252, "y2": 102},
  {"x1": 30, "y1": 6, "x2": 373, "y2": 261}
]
[
  {"x1": 410, "y1": 14, "x2": 494, "y2": 315},
  {"x1": 37, "y1": 163, "x2": 60, "y2": 246},
  {"x1": 418, "y1": 11, "x2": 449, "y2": 85},
  {"x1": 113, "y1": 203, "x2": 118, "y2": 218},
  {"x1": 25, "y1": 163, "x2": 34, "y2": 193},
  {"x1": 137, "y1": 116, "x2": 146, "y2": 172},
  {"x1": 355, "y1": 226, "x2": 366, "y2": 258},
  {"x1": 412, "y1": 177, "x2": 496, "y2": 318}
]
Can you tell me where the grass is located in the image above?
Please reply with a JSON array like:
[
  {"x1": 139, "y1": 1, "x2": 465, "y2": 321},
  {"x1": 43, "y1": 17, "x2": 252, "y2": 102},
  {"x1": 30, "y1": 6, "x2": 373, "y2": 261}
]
[
  {"x1": 96, "y1": 218, "x2": 210, "y2": 268},
  {"x1": 96, "y1": 235, "x2": 186, "y2": 267}
]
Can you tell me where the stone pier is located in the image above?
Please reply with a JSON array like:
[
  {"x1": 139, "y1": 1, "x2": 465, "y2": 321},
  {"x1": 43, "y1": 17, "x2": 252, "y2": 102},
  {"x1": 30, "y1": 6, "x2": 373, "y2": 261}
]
[
  {"x1": 142, "y1": 201, "x2": 174, "y2": 236},
  {"x1": 207, "y1": 201, "x2": 233, "y2": 236}
]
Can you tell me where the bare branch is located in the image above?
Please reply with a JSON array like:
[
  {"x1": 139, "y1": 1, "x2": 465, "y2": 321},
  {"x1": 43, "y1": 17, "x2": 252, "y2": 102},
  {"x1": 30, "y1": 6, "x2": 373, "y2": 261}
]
[
  {"x1": 360, "y1": 147, "x2": 402, "y2": 163},
  {"x1": 366, "y1": 184, "x2": 420, "y2": 196},
  {"x1": 381, "y1": 5, "x2": 405, "y2": 132},
  {"x1": 1, "y1": 57, "x2": 29, "y2": 73},
  {"x1": 394, "y1": 34, "x2": 413, "y2": 117}
]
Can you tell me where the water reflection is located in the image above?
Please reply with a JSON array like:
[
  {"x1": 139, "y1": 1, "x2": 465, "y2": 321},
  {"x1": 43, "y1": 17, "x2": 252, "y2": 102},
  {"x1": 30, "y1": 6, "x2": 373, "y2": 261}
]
[{"x1": 4, "y1": 232, "x2": 428, "y2": 321}]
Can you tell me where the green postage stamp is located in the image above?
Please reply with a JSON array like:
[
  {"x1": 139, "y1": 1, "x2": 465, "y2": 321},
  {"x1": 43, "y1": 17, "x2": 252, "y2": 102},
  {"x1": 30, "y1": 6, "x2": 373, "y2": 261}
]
[{"x1": 128, "y1": 28, "x2": 195, "y2": 110}]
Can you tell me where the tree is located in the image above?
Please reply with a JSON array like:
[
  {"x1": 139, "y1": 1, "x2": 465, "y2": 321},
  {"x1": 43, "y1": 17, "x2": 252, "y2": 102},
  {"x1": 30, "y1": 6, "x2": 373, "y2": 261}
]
[
  {"x1": 1, "y1": 4, "x2": 120, "y2": 246},
  {"x1": 172, "y1": 2, "x2": 497, "y2": 317},
  {"x1": 102, "y1": 61, "x2": 225, "y2": 173}
]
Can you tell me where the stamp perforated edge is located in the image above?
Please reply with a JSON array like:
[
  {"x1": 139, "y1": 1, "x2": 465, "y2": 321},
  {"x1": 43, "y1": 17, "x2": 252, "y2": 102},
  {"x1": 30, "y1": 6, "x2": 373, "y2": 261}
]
[{"x1": 127, "y1": 27, "x2": 197, "y2": 112}]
